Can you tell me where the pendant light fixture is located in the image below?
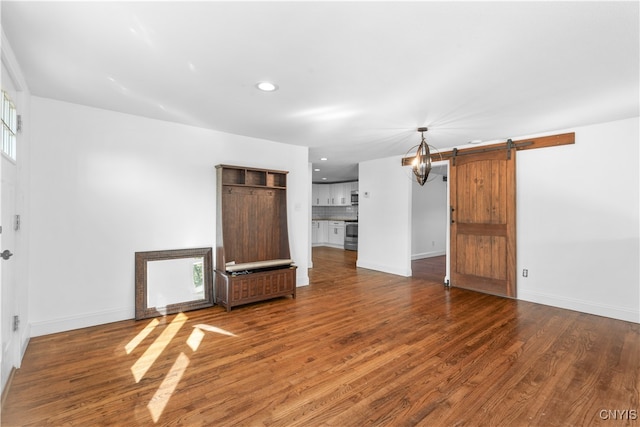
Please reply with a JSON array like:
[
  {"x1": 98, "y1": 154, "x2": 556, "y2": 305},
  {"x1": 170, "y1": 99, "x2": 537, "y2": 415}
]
[{"x1": 411, "y1": 127, "x2": 432, "y2": 186}]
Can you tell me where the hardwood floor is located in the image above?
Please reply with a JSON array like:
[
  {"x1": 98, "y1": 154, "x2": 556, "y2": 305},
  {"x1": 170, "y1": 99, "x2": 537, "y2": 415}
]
[{"x1": 3, "y1": 247, "x2": 639, "y2": 426}]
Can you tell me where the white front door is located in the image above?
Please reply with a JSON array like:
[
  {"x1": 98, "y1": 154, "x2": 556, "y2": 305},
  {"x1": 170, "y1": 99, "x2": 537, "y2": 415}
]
[
  {"x1": 0, "y1": 87, "x2": 20, "y2": 391},
  {"x1": 1, "y1": 154, "x2": 17, "y2": 386}
]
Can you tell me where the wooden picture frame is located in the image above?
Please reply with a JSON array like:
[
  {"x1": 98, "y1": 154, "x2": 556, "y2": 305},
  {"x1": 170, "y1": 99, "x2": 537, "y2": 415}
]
[{"x1": 135, "y1": 247, "x2": 214, "y2": 320}]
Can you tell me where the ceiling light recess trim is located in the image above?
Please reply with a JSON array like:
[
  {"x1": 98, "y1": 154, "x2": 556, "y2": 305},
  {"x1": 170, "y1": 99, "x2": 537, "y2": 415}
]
[{"x1": 256, "y1": 81, "x2": 279, "y2": 92}]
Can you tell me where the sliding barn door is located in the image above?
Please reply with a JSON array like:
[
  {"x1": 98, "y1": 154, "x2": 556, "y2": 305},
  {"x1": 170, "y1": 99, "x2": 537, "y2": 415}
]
[{"x1": 450, "y1": 148, "x2": 516, "y2": 297}]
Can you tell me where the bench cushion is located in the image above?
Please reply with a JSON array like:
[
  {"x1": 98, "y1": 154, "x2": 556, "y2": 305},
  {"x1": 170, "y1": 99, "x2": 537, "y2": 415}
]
[{"x1": 225, "y1": 259, "x2": 293, "y2": 272}]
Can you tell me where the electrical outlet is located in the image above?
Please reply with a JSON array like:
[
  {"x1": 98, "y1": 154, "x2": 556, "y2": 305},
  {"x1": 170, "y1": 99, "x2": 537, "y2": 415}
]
[
  {"x1": 522, "y1": 269, "x2": 528, "y2": 278},
  {"x1": 12, "y1": 315, "x2": 19, "y2": 331}
]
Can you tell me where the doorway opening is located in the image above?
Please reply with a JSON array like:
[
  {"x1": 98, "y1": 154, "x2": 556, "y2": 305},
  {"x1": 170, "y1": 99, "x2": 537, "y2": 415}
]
[{"x1": 410, "y1": 161, "x2": 450, "y2": 284}]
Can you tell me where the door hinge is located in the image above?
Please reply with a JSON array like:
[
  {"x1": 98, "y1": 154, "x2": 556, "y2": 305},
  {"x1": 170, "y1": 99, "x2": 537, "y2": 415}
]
[
  {"x1": 13, "y1": 315, "x2": 19, "y2": 332},
  {"x1": 14, "y1": 214, "x2": 20, "y2": 231}
]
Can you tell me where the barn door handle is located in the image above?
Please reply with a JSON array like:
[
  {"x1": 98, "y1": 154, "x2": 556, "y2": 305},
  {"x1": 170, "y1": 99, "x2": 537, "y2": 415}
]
[
  {"x1": 450, "y1": 206, "x2": 455, "y2": 224},
  {"x1": 1, "y1": 250, "x2": 13, "y2": 260}
]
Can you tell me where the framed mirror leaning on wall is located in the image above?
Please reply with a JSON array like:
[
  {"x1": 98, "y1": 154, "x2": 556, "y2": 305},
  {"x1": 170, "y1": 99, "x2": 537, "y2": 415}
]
[{"x1": 135, "y1": 247, "x2": 214, "y2": 320}]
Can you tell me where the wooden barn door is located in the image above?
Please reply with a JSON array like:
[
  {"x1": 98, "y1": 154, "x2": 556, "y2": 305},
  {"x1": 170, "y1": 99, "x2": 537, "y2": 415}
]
[{"x1": 450, "y1": 148, "x2": 516, "y2": 297}]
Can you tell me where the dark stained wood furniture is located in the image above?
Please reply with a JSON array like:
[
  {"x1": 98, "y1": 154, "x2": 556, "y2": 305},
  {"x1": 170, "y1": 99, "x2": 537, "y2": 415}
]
[{"x1": 214, "y1": 164, "x2": 296, "y2": 311}]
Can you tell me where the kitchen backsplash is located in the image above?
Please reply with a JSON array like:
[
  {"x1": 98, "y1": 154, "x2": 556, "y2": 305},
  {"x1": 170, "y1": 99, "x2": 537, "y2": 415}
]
[{"x1": 312, "y1": 205, "x2": 358, "y2": 220}]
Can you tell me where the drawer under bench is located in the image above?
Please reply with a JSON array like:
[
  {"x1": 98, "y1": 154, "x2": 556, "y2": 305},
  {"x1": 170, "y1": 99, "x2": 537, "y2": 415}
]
[{"x1": 215, "y1": 264, "x2": 297, "y2": 312}]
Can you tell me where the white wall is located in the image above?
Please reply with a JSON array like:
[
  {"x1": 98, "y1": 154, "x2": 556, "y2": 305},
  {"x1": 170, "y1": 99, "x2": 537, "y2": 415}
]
[
  {"x1": 411, "y1": 173, "x2": 447, "y2": 259},
  {"x1": 29, "y1": 97, "x2": 309, "y2": 336},
  {"x1": 517, "y1": 117, "x2": 639, "y2": 323},
  {"x1": 357, "y1": 155, "x2": 412, "y2": 276}
]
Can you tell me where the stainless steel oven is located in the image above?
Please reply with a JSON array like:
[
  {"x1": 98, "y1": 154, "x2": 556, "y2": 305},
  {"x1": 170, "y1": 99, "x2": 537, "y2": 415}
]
[{"x1": 344, "y1": 222, "x2": 358, "y2": 251}]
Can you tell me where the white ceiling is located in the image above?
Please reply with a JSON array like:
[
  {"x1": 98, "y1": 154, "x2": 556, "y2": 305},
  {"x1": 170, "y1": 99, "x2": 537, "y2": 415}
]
[{"x1": 2, "y1": 1, "x2": 638, "y2": 182}]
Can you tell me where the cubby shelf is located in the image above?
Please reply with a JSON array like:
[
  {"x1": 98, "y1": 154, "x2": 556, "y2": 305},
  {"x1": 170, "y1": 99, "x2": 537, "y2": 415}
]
[{"x1": 218, "y1": 165, "x2": 287, "y2": 189}]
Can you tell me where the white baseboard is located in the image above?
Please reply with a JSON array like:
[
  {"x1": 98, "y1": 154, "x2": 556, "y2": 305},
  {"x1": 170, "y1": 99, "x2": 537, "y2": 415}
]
[
  {"x1": 313, "y1": 243, "x2": 345, "y2": 250},
  {"x1": 411, "y1": 250, "x2": 446, "y2": 260},
  {"x1": 518, "y1": 289, "x2": 639, "y2": 324},
  {"x1": 31, "y1": 272, "x2": 310, "y2": 337},
  {"x1": 356, "y1": 260, "x2": 411, "y2": 277},
  {"x1": 30, "y1": 307, "x2": 134, "y2": 337},
  {"x1": 19, "y1": 328, "x2": 30, "y2": 367},
  {"x1": 296, "y1": 271, "x2": 310, "y2": 287}
]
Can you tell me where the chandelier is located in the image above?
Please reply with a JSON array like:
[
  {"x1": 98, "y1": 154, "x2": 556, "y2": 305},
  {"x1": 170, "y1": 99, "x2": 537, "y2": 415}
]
[{"x1": 411, "y1": 127, "x2": 432, "y2": 186}]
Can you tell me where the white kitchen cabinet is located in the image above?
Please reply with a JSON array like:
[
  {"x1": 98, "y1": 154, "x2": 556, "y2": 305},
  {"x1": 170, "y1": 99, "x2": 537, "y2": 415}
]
[
  {"x1": 328, "y1": 221, "x2": 345, "y2": 247},
  {"x1": 312, "y1": 185, "x2": 320, "y2": 206},
  {"x1": 312, "y1": 182, "x2": 357, "y2": 206},
  {"x1": 330, "y1": 183, "x2": 350, "y2": 206},
  {"x1": 312, "y1": 220, "x2": 319, "y2": 244},
  {"x1": 312, "y1": 184, "x2": 332, "y2": 206},
  {"x1": 318, "y1": 185, "x2": 331, "y2": 206},
  {"x1": 312, "y1": 220, "x2": 329, "y2": 245}
]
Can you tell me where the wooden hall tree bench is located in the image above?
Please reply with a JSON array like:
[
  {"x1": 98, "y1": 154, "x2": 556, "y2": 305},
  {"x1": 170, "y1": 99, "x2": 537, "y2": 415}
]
[{"x1": 214, "y1": 165, "x2": 297, "y2": 311}]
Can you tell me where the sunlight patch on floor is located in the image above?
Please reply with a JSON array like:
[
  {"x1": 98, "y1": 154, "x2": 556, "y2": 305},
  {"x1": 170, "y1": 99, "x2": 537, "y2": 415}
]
[
  {"x1": 194, "y1": 323, "x2": 237, "y2": 337},
  {"x1": 125, "y1": 318, "x2": 160, "y2": 354},
  {"x1": 147, "y1": 352, "x2": 190, "y2": 423},
  {"x1": 187, "y1": 326, "x2": 205, "y2": 351},
  {"x1": 131, "y1": 313, "x2": 188, "y2": 383},
  {"x1": 128, "y1": 316, "x2": 238, "y2": 422}
]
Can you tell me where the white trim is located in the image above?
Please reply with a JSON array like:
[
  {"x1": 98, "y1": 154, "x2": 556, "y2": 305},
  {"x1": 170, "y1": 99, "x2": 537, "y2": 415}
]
[
  {"x1": 19, "y1": 331, "x2": 29, "y2": 368},
  {"x1": 296, "y1": 271, "x2": 310, "y2": 287},
  {"x1": 1, "y1": 30, "x2": 29, "y2": 92},
  {"x1": 1, "y1": 151, "x2": 16, "y2": 165},
  {"x1": 411, "y1": 250, "x2": 446, "y2": 260},
  {"x1": 518, "y1": 290, "x2": 639, "y2": 324},
  {"x1": 313, "y1": 243, "x2": 345, "y2": 250},
  {"x1": 356, "y1": 260, "x2": 411, "y2": 277},
  {"x1": 30, "y1": 308, "x2": 134, "y2": 337}
]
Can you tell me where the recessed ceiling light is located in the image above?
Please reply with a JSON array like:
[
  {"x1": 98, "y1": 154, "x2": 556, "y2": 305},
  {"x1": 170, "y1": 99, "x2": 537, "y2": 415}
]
[
  {"x1": 322, "y1": 177, "x2": 328, "y2": 180},
  {"x1": 320, "y1": 157, "x2": 328, "y2": 161},
  {"x1": 256, "y1": 81, "x2": 278, "y2": 92},
  {"x1": 314, "y1": 168, "x2": 320, "y2": 172}
]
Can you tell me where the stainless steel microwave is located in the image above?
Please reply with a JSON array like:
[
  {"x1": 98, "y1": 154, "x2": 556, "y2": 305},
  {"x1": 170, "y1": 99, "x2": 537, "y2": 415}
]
[{"x1": 351, "y1": 191, "x2": 358, "y2": 205}]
